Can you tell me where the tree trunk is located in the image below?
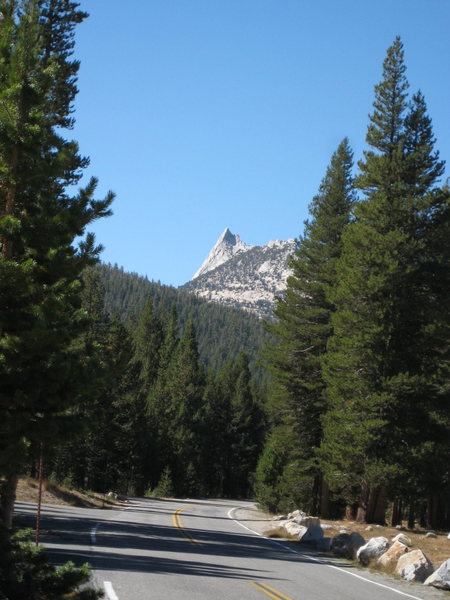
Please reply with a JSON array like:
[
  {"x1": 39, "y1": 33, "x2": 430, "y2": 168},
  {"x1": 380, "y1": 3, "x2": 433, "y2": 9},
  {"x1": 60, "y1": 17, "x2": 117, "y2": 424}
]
[
  {"x1": 427, "y1": 494, "x2": 438, "y2": 530},
  {"x1": 392, "y1": 498, "x2": 403, "y2": 526},
  {"x1": 319, "y1": 477, "x2": 330, "y2": 518},
  {"x1": 419, "y1": 502, "x2": 427, "y2": 528},
  {"x1": 0, "y1": 472, "x2": 19, "y2": 528},
  {"x1": 407, "y1": 502, "x2": 415, "y2": 530},
  {"x1": 370, "y1": 486, "x2": 388, "y2": 524},
  {"x1": 345, "y1": 504, "x2": 355, "y2": 520},
  {"x1": 356, "y1": 482, "x2": 370, "y2": 523}
]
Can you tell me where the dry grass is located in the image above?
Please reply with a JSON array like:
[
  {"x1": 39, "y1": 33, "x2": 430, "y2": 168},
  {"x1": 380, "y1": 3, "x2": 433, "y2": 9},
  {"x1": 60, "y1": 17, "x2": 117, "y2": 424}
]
[
  {"x1": 265, "y1": 526, "x2": 299, "y2": 540},
  {"x1": 265, "y1": 515, "x2": 450, "y2": 569},
  {"x1": 15, "y1": 477, "x2": 119, "y2": 509}
]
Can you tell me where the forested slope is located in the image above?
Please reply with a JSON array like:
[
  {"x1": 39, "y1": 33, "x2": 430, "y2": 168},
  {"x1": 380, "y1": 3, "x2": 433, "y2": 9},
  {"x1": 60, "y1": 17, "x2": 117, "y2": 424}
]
[{"x1": 98, "y1": 263, "x2": 270, "y2": 376}]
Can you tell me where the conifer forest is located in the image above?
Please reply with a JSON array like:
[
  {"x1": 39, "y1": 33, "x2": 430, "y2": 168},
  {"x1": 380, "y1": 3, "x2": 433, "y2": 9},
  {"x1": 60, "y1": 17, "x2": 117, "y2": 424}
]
[{"x1": 0, "y1": 2, "x2": 448, "y2": 598}]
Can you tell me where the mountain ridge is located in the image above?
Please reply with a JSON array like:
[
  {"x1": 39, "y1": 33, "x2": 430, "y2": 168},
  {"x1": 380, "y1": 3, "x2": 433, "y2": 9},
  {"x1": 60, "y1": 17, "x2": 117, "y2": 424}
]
[{"x1": 182, "y1": 229, "x2": 296, "y2": 319}]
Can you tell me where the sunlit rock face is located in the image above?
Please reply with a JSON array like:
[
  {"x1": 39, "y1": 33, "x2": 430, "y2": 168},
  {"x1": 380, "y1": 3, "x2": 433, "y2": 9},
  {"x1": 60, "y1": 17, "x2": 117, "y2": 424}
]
[{"x1": 182, "y1": 228, "x2": 296, "y2": 319}]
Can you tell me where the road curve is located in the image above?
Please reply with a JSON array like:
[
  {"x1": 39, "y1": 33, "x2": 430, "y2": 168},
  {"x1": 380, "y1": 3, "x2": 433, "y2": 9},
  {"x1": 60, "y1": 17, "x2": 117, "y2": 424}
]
[{"x1": 15, "y1": 498, "x2": 447, "y2": 600}]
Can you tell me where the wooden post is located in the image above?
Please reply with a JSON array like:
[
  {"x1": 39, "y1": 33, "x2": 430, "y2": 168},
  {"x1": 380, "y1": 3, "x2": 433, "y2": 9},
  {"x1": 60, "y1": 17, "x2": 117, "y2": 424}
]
[{"x1": 35, "y1": 444, "x2": 44, "y2": 546}]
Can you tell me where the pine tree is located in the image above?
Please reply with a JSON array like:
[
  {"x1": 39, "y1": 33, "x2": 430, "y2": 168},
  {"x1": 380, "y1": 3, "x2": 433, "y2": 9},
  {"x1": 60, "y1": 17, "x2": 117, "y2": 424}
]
[
  {"x1": 228, "y1": 353, "x2": 264, "y2": 497},
  {"x1": 0, "y1": 1, "x2": 113, "y2": 526},
  {"x1": 132, "y1": 297, "x2": 164, "y2": 392},
  {"x1": 148, "y1": 318, "x2": 205, "y2": 496},
  {"x1": 200, "y1": 370, "x2": 232, "y2": 496},
  {"x1": 166, "y1": 319, "x2": 205, "y2": 495},
  {"x1": 320, "y1": 37, "x2": 448, "y2": 524},
  {"x1": 259, "y1": 139, "x2": 354, "y2": 514}
]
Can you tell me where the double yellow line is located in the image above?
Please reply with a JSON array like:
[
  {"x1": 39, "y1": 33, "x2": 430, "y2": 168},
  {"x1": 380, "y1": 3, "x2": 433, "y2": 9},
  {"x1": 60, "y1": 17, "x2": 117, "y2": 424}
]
[
  {"x1": 250, "y1": 581, "x2": 294, "y2": 600},
  {"x1": 172, "y1": 506, "x2": 200, "y2": 546}
]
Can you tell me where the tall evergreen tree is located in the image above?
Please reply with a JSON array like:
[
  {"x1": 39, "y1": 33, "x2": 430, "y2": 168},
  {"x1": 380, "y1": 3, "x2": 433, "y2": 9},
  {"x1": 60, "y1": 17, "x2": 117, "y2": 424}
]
[
  {"x1": 258, "y1": 139, "x2": 354, "y2": 514},
  {"x1": 0, "y1": 1, "x2": 113, "y2": 526},
  {"x1": 228, "y1": 353, "x2": 264, "y2": 497},
  {"x1": 132, "y1": 297, "x2": 164, "y2": 392},
  {"x1": 320, "y1": 37, "x2": 448, "y2": 524}
]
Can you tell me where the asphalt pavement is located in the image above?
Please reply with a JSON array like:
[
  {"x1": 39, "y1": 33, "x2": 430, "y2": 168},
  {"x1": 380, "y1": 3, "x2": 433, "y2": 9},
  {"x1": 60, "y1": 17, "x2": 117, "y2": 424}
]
[{"x1": 14, "y1": 498, "x2": 449, "y2": 600}]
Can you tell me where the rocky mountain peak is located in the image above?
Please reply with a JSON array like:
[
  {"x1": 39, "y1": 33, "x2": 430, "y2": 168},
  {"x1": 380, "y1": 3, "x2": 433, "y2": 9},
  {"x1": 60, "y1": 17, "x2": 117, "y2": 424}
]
[
  {"x1": 184, "y1": 229, "x2": 296, "y2": 319},
  {"x1": 192, "y1": 227, "x2": 253, "y2": 279}
]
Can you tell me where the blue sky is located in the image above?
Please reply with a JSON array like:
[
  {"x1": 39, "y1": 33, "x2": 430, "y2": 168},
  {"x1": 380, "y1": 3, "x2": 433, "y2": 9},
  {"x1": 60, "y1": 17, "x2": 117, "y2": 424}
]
[{"x1": 72, "y1": 0, "x2": 450, "y2": 286}]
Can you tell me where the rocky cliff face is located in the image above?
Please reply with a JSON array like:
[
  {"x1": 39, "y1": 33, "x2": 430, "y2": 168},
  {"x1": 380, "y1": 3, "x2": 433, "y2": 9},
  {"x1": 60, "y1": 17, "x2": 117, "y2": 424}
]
[
  {"x1": 182, "y1": 229, "x2": 296, "y2": 319},
  {"x1": 192, "y1": 227, "x2": 252, "y2": 279}
]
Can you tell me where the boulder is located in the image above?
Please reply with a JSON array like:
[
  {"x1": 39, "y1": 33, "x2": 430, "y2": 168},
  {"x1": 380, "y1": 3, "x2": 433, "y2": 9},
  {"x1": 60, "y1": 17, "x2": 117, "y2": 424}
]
[
  {"x1": 283, "y1": 521, "x2": 306, "y2": 536},
  {"x1": 294, "y1": 515, "x2": 321, "y2": 528},
  {"x1": 287, "y1": 509, "x2": 305, "y2": 520},
  {"x1": 316, "y1": 537, "x2": 331, "y2": 552},
  {"x1": 330, "y1": 533, "x2": 352, "y2": 558},
  {"x1": 283, "y1": 521, "x2": 306, "y2": 539},
  {"x1": 377, "y1": 541, "x2": 409, "y2": 569},
  {"x1": 357, "y1": 537, "x2": 390, "y2": 565},
  {"x1": 350, "y1": 532, "x2": 366, "y2": 555},
  {"x1": 330, "y1": 533, "x2": 364, "y2": 559},
  {"x1": 301, "y1": 525, "x2": 324, "y2": 543},
  {"x1": 395, "y1": 549, "x2": 434, "y2": 582},
  {"x1": 320, "y1": 523, "x2": 336, "y2": 531},
  {"x1": 425, "y1": 531, "x2": 437, "y2": 538},
  {"x1": 424, "y1": 559, "x2": 450, "y2": 590},
  {"x1": 391, "y1": 533, "x2": 411, "y2": 546}
]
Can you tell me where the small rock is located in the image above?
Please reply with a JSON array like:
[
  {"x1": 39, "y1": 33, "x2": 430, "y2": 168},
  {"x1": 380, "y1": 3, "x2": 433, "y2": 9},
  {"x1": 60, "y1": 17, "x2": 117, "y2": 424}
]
[
  {"x1": 395, "y1": 549, "x2": 434, "y2": 582},
  {"x1": 365, "y1": 526, "x2": 374, "y2": 531},
  {"x1": 339, "y1": 528, "x2": 349, "y2": 534},
  {"x1": 447, "y1": 532, "x2": 450, "y2": 540},
  {"x1": 357, "y1": 537, "x2": 390, "y2": 566},
  {"x1": 424, "y1": 558, "x2": 450, "y2": 590},
  {"x1": 395, "y1": 524, "x2": 406, "y2": 530},
  {"x1": 391, "y1": 533, "x2": 411, "y2": 546},
  {"x1": 272, "y1": 515, "x2": 288, "y2": 521},
  {"x1": 425, "y1": 531, "x2": 437, "y2": 538}
]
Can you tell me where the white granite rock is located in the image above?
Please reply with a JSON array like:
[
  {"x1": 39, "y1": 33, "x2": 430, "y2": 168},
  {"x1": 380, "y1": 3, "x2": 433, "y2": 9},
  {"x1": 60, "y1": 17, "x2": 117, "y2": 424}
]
[
  {"x1": 391, "y1": 533, "x2": 411, "y2": 546},
  {"x1": 377, "y1": 541, "x2": 409, "y2": 569},
  {"x1": 357, "y1": 537, "x2": 390, "y2": 566},
  {"x1": 424, "y1": 559, "x2": 450, "y2": 590},
  {"x1": 395, "y1": 549, "x2": 434, "y2": 582}
]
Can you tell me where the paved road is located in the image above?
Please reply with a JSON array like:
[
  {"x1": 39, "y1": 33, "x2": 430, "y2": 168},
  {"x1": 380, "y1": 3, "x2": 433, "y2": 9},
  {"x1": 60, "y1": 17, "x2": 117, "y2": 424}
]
[{"x1": 15, "y1": 498, "x2": 447, "y2": 600}]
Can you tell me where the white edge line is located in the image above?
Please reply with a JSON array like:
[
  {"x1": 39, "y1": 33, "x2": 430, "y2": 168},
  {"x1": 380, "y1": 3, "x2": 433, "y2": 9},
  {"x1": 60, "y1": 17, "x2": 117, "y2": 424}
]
[
  {"x1": 227, "y1": 507, "x2": 424, "y2": 600},
  {"x1": 104, "y1": 581, "x2": 119, "y2": 600}
]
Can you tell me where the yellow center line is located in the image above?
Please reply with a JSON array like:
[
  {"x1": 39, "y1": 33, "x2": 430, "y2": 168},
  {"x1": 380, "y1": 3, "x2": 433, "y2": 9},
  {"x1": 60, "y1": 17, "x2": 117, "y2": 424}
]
[
  {"x1": 249, "y1": 581, "x2": 294, "y2": 600},
  {"x1": 172, "y1": 506, "x2": 200, "y2": 545}
]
